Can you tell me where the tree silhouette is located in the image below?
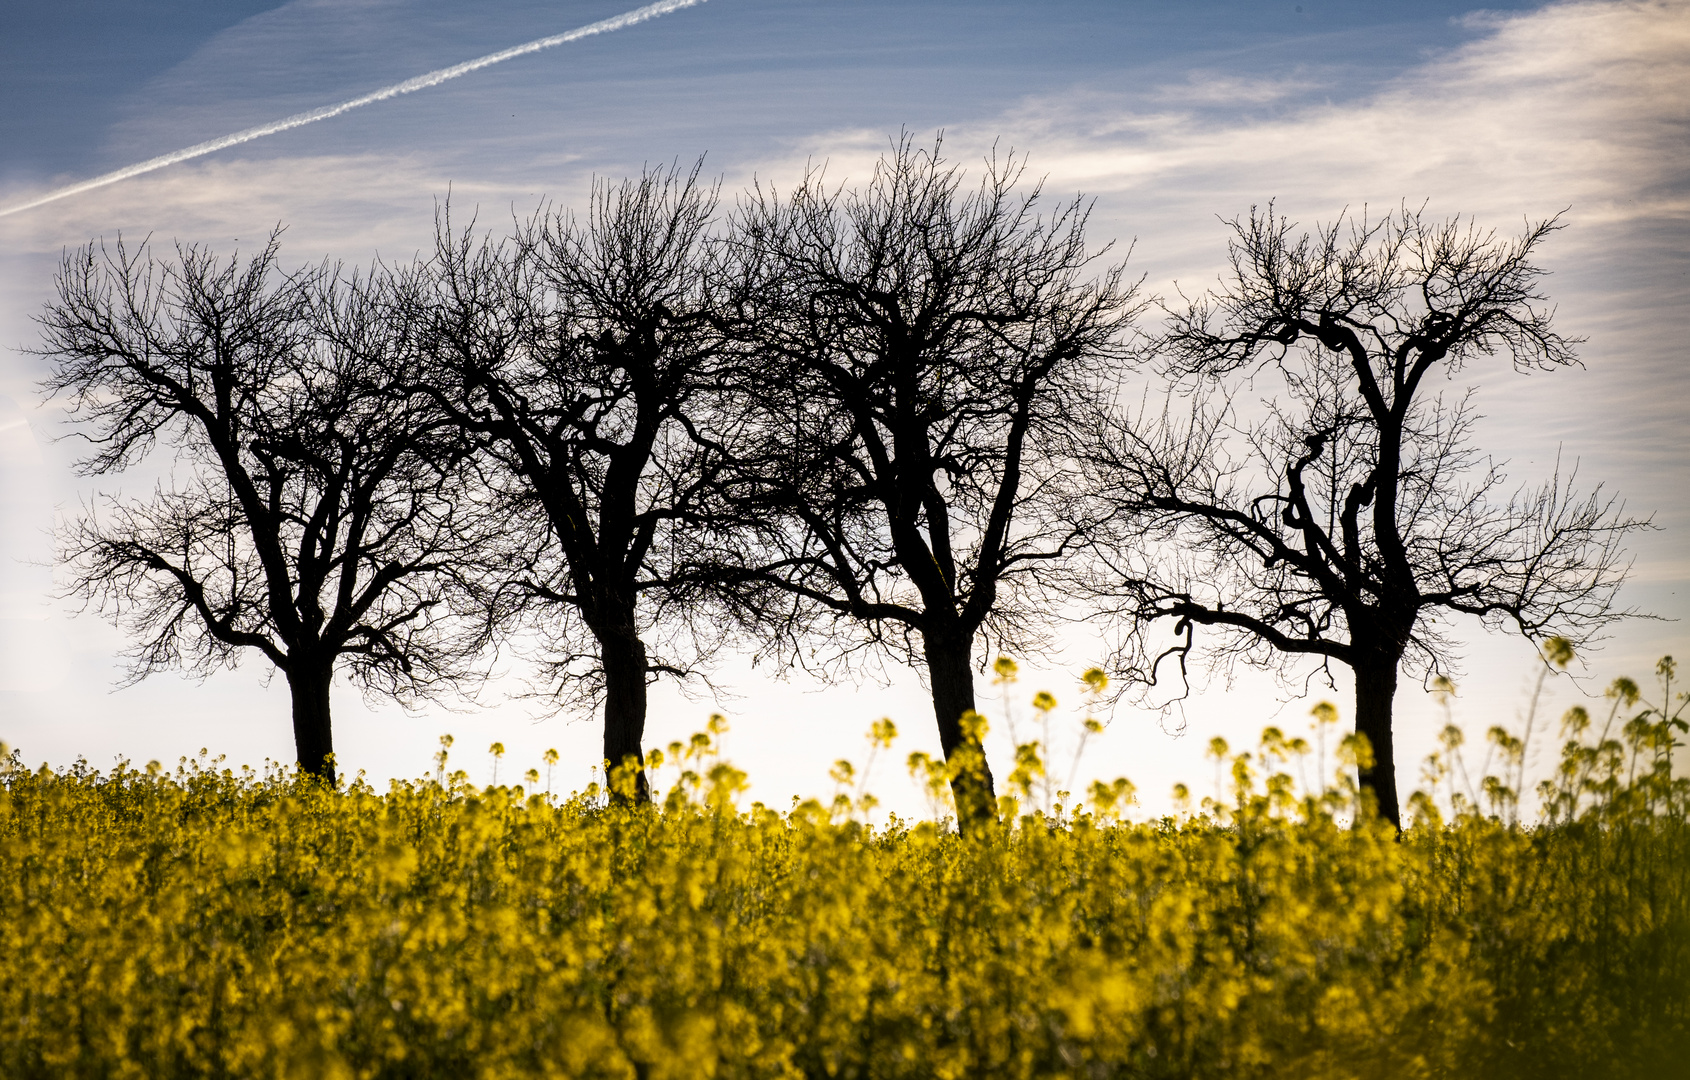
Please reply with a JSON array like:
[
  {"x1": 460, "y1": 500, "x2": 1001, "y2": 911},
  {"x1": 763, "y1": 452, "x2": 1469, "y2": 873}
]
[
  {"x1": 723, "y1": 139, "x2": 1140, "y2": 825},
  {"x1": 1082, "y1": 206, "x2": 1643, "y2": 827},
  {"x1": 38, "y1": 235, "x2": 484, "y2": 782},
  {"x1": 406, "y1": 164, "x2": 746, "y2": 802}
]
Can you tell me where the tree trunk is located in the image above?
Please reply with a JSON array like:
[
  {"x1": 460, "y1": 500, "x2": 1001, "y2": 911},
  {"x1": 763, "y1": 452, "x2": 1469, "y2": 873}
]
[
  {"x1": 1352, "y1": 655, "x2": 1402, "y2": 830},
  {"x1": 286, "y1": 664, "x2": 336, "y2": 784},
  {"x1": 923, "y1": 631, "x2": 997, "y2": 829},
  {"x1": 598, "y1": 625, "x2": 651, "y2": 805}
]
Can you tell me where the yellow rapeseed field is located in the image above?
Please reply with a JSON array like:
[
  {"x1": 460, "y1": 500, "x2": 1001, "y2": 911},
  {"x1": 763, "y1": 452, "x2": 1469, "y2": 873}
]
[{"x1": 3, "y1": 661, "x2": 1687, "y2": 1079}]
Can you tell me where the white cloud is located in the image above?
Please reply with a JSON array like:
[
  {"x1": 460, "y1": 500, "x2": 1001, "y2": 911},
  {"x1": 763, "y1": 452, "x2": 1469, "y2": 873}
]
[
  {"x1": 894, "y1": 1, "x2": 1690, "y2": 517},
  {"x1": 1147, "y1": 72, "x2": 1324, "y2": 108},
  {"x1": 797, "y1": 1, "x2": 1688, "y2": 249}
]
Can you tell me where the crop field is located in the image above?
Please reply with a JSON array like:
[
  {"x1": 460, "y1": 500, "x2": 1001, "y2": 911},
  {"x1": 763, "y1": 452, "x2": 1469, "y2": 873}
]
[{"x1": 4, "y1": 667, "x2": 1687, "y2": 1080}]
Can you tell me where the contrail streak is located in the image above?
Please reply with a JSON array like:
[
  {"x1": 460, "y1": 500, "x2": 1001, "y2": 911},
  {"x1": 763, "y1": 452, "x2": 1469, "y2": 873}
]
[{"x1": 0, "y1": 0, "x2": 707, "y2": 219}]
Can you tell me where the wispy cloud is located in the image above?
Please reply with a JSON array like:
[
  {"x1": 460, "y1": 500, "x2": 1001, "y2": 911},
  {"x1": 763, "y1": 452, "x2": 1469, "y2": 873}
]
[
  {"x1": 0, "y1": 0, "x2": 707, "y2": 219},
  {"x1": 1013, "y1": 1, "x2": 1686, "y2": 237},
  {"x1": 1147, "y1": 72, "x2": 1324, "y2": 107},
  {"x1": 779, "y1": 2, "x2": 1685, "y2": 244}
]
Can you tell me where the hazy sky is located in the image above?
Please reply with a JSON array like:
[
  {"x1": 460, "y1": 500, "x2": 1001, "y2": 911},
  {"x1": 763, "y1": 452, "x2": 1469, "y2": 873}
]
[{"x1": 1, "y1": 0, "x2": 1685, "y2": 815}]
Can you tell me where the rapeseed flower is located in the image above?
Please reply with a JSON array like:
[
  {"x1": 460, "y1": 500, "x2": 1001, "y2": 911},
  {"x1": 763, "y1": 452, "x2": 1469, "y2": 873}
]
[{"x1": 1, "y1": 658, "x2": 1686, "y2": 1078}]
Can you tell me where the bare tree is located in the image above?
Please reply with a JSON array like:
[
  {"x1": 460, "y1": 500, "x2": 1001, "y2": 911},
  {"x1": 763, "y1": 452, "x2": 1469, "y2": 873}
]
[
  {"x1": 36, "y1": 235, "x2": 484, "y2": 782},
  {"x1": 405, "y1": 164, "x2": 745, "y2": 802},
  {"x1": 723, "y1": 139, "x2": 1141, "y2": 825},
  {"x1": 1082, "y1": 205, "x2": 1644, "y2": 827}
]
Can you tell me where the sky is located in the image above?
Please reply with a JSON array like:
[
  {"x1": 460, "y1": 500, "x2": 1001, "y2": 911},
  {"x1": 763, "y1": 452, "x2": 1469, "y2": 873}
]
[{"x1": 1, "y1": 0, "x2": 1685, "y2": 818}]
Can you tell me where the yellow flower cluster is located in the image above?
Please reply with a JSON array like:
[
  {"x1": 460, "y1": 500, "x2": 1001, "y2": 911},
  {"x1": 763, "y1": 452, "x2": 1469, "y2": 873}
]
[{"x1": 3, "y1": 667, "x2": 1687, "y2": 1079}]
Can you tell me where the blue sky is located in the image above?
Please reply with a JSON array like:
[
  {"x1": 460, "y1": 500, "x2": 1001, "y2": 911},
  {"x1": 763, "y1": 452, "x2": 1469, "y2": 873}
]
[
  {"x1": 3, "y1": 0, "x2": 1538, "y2": 182},
  {"x1": 1, "y1": 0, "x2": 1684, "y2": 813}
]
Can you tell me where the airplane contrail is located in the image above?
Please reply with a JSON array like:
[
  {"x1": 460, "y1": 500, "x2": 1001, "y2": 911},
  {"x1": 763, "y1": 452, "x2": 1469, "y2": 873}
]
[{"x1": 0, "y1": 0, "x2": 707, "y2": 219}]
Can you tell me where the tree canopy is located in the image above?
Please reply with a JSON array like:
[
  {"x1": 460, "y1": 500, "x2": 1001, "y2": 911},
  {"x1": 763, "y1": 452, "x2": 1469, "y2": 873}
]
[{"x1": 1078, "y1": 205, "x2": 1643, "y2": 826}]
